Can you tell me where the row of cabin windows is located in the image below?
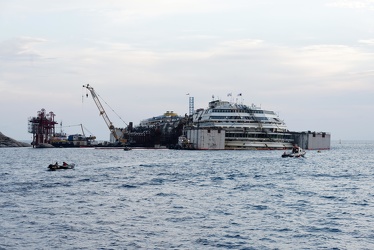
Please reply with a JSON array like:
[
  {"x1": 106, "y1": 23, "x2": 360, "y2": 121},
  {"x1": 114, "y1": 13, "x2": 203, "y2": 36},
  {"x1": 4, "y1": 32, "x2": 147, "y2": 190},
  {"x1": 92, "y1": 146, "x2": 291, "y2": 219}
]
[
  {"x1": 209, "y1": 116, "x2": 268, "y2": 120},
  {"x1": 207, "y1": 109, "x2": 276, "y2": 115},
  {"x1": 210, "y1": 109, "x2": 266, "y2": 114},
  {"x1": 210, "y1": 109, "x2": 247, "y2": 113},
  {"x1": 226, "y1": 133, "x2": 293, "y2": 139}
]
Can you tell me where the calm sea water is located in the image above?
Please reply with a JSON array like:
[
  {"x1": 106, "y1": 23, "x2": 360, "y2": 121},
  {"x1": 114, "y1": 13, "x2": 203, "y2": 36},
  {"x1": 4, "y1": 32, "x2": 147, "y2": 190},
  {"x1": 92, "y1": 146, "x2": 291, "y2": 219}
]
[{"x1": 1, "y1": 141, "x2": 373, "y2": 249}]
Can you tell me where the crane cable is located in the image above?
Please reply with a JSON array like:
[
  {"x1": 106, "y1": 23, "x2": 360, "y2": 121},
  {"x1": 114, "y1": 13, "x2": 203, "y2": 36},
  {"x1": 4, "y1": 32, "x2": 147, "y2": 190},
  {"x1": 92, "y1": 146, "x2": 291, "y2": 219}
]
[{"x1": 83, "y1": 87, "x2": 128, "y2": 127}]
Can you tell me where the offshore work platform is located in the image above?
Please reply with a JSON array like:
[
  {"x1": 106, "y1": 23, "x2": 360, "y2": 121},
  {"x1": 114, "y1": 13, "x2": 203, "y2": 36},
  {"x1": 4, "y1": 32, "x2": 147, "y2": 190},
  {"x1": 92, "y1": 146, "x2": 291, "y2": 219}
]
[{"x1": 28, "y1": 108, "x2": 57, "y2": 148}]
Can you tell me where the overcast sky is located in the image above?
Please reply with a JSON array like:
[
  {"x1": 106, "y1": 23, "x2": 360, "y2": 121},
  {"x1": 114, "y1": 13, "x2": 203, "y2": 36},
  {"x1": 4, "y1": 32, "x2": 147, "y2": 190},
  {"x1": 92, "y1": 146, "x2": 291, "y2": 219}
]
[{"x1": 1, "y1": 0, "x2": 373, "y2": 141}]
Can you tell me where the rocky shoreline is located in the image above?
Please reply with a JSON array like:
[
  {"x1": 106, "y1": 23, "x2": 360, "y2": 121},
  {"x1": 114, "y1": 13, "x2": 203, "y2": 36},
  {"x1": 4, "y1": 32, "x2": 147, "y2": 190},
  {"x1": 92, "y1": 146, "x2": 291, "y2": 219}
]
[{"x1": 0, "y1": 132, "x2": 31, "y2": 147}]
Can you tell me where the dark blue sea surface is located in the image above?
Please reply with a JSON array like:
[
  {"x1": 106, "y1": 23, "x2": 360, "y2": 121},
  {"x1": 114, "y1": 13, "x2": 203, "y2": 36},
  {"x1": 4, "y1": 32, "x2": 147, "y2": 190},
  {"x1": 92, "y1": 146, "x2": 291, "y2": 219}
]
[{"x1": 1, "y1": 141, "x2": 373, "y2": 249}]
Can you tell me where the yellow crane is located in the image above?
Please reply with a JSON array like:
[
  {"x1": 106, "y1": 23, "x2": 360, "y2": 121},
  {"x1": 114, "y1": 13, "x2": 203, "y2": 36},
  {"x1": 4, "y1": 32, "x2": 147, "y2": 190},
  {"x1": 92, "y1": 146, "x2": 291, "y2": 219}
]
[{"x1": 83, "y1": 84, "x2": 126, "y2": 144}]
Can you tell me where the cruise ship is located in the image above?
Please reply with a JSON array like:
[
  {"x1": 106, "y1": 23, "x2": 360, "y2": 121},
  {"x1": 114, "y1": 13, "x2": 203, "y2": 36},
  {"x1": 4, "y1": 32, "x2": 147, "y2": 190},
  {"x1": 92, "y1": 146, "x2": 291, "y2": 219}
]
[{"x1": 182, "y1": 99, "x2": 295, "y2": 150}]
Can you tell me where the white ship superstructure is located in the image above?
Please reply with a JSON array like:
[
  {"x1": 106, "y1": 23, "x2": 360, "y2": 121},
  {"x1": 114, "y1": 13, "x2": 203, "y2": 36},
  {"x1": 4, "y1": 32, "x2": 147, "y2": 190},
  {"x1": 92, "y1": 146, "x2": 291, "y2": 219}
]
[{"x1": 184, "y1": 99, "x2": 294, "y2": 149}]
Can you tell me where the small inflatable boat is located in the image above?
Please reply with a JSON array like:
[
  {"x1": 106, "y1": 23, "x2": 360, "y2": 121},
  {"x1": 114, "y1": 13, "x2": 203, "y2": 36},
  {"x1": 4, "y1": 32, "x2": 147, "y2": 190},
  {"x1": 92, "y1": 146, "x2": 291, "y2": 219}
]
[{"x1": 48, "y1": 163, "x2": 75, "y2": 170}]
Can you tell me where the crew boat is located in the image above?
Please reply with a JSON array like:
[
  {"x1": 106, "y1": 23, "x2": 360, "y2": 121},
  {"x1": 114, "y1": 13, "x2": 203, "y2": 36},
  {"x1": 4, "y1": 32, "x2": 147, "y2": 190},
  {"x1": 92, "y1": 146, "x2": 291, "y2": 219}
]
[{"x1": 182, "y1": 98, "x2": 294, "y2": 150}]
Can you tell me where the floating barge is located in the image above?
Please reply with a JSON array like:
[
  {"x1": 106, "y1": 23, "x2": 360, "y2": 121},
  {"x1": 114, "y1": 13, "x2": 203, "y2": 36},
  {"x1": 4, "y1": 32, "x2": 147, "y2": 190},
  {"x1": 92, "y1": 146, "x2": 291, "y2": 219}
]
[{"x1": 28, "y1": 109, "x2": 97, "y2": 148}]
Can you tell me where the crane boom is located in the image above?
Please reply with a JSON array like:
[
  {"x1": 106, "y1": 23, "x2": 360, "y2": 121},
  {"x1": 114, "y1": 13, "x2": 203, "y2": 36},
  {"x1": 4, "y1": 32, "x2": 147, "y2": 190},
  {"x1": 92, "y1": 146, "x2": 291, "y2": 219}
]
[{"x1": 83, "y1": 84, "x2": 120, "y2": 141}]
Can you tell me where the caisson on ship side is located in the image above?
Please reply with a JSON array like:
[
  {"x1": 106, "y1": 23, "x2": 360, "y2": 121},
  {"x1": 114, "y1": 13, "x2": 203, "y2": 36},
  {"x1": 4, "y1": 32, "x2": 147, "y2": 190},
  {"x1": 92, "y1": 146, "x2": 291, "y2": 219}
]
[{"x1": 181, "y1": 98, "x2": 295, "y2": 150}]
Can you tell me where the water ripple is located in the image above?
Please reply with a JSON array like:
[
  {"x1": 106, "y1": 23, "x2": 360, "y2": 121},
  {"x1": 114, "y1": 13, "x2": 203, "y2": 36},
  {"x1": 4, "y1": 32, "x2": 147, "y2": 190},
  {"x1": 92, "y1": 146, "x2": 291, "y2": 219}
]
[{"x1": 0, "y1": 141, "x2": 373, "y2": 249}]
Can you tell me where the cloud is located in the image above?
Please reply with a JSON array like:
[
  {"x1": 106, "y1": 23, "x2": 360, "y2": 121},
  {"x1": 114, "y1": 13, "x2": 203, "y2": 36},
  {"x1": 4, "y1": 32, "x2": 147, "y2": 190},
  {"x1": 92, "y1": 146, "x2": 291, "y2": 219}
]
[
  {"x1": 292, "y1": 45, "x2": 361, "y2": 73},
  {"x1": 2, "y1": 35, "x2": 372, "y2": 95},
  {"x1": 177, "y1": 35, "x2": 219, "y2": 41},
  {"x1": 95, "y1": 0, "x2": 234, "y2": 22},
  {"x1": 327, "y1": 0, "x2": 374, "y2": 9},
  {"x1": 0, "y1": 37, "x2": 47, "y2": 61},
  {"x1": 359, "y1": 39, "x2": 374, "y2": 45},
  {"x1": 348, "y1": 69, "x2": 374, "y2": 76},
  {"x1": 218, "y1": 39, "x2": 264, "y2": 49},
  {"x1": 2, "y1": 0, "x2": 234, "y2": 24},
  {"x1": 1, "y1": 35, "x2": 373, "y2": 123}
]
